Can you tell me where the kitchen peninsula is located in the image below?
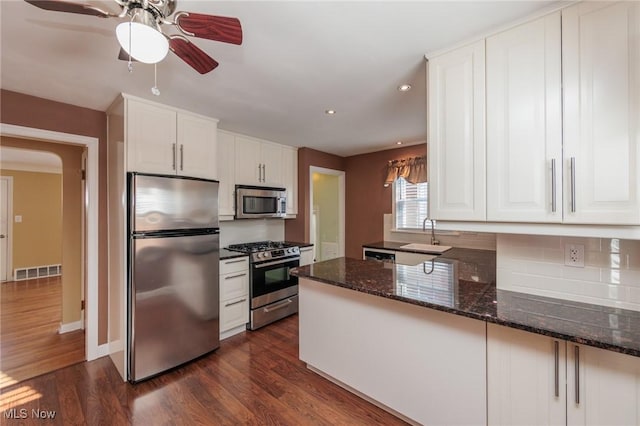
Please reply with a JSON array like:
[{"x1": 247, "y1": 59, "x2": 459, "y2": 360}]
[{"x1": 292, "y1": 249, "x2": 640, "y2": 425}]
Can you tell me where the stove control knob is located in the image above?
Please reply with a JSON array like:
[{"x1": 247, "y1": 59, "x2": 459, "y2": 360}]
[{"x1": 256, "y1": 253, "x2": 263, "y2": 259}]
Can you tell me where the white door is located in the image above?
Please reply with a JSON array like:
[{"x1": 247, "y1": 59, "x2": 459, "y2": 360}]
[
  {"x1": 562, "y1": 2, "x2": 640, "y2": 224},
  {"x1": 487, "y1": 324, "x2": 566, "y2": 426},
  {"x1": 428, "y1": 40, "x2": 486, "y2": 221},
  {"x1": 486, "y1": 12, "x2": 562, "y2": 223},
  {"x1": 0, "y1": 177, "x2": 10, "y2": 281},
  {"x1": 568, "y1": 344, "x2": 640, "y2": 425}
]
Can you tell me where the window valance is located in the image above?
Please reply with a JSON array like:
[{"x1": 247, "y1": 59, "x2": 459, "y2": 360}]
[{"x1": 384, "y1": 156, "x2": 427, "y2": 187}]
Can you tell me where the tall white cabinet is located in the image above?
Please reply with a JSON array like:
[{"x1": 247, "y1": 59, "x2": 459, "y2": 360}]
[
  {"x1": 562, "y1": 1, "x2": 640, "y2": 225},
  {"x1": 486, "y1": 12, "x2": 562, "y2": 223},
  {"x1": 428, "y1": 40, "x2": 486, "y2": 221}
]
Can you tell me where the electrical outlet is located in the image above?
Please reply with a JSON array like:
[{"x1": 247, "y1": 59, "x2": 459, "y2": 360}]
[{"x1": 565, "y1": 244, "x2": 585, "y2": 268}]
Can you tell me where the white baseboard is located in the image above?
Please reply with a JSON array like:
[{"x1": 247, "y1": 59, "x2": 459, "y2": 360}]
[{"x1": 58, "y1": 320, "x2": 83, "y2": 334}]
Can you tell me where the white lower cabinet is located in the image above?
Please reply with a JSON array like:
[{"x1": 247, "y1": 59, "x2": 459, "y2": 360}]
[
  {"x1": 567, "y1": 343, "x2": 640, "y2": 426},
  {"x1": 488, "y1": 323, "x2": 640, "y2": 426},
  {"x1": 299, "y1": 246, "x2": 314, "y2": 266},
  {"x1": 219, "y1": 256, "x2": 249, "y2": 339},
  {"x1": 487, "y1": 324, "x2": 566, "y2": 425}
]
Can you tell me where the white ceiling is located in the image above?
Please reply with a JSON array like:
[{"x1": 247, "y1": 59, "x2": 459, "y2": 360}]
[
  {"x1": 0, "y1": 146, "x2": 63, "y2": 172},
  {"x1": 1, "y1": 0, "x2": 564, "y2": 156}
]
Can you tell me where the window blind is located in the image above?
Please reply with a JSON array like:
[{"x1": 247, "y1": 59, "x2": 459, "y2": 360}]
[
  {"x1": 395, "y1": 261, "x2": 456, "y2": 307},
  {"x1": 395, "y1": 178, "x2": 428, "y2": 230}
]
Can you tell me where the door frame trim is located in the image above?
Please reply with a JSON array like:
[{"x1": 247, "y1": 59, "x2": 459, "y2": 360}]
[
  {"x1": 0, "y1": 176, "x2": 14, "y2": 281},
  {"x1": 0, "y1": 123, "x2": 100, "y2": 361},
  {"x1": 309, "y1": 166, "x2": 346, "y2": 260}
]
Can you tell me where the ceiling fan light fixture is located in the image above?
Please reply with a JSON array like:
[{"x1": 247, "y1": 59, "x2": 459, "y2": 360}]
[{"x1": 116, "y1": 9, "x2": 169, "y2": 64}]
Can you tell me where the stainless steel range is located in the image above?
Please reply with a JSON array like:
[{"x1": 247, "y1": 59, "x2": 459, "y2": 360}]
[{"x1": 226, "y1": 241, "x2": 299, "y2": 330}]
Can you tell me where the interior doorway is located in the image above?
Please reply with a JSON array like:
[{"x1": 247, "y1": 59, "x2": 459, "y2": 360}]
[
  {"x1": 0, "y1": 123, "x2": 100, "y2": 365},
  {"x1": 309, "y1": 166, "x2": 345, "y2": 261},
  {"x1": 0, "y1": 176, "x2": 12, "y2": 281}
]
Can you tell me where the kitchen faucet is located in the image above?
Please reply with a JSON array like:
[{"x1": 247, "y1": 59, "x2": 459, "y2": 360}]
[{"x1": 422, "y1": 218, "x2": 440, "y2": 246}]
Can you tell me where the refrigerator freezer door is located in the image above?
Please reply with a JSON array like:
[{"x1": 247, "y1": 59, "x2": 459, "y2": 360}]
[
  {"x1": 131, "y1": 173, "x2": 219, "y2": 232},
  {"x1": 129, "y1": 232, "x2": 220, "y2": 382}
]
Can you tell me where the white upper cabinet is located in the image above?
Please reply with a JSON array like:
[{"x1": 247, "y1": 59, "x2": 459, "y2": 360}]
[
  {"x1": 217, "y1": 130, "x2": 236, "y2": 218},
  {"x1": 176, "y1": 113, "x2": 218, "y2": 180},
  {"x1": 428, "y1": 39, "x2": 486, "y2": 221},
  {"x1": 281, "y1": 146, "x2": 298, "y2": 215},
  {"x1": 260, "y1": 142, "x2": 283, "y2": 187},
  {"x1": 126, "y1": 99, "x2": 177, "y2": 175},
  {"x1": 234, "y1": 136, "x2": 262, "y2": 185},
  {"x1": 562, "y1": 1, "x2": 640, "y2": 225},
  {"x1": 125, "y1": 96, "x2": 218, "y2": 180},
  {"x1": 486, "y1": 12, "x2": 562, "y2": 223}
]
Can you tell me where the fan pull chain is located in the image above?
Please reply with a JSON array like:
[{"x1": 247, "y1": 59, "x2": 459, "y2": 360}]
[
  {"x1": 127, "y1": 20, "x2": 133, "y2": 73},
  {"x1": 151, "y1": 64, "x2": 160, "y2": 96}
]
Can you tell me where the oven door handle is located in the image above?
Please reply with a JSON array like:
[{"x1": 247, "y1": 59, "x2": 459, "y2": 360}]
[
  {"x1": 253, "y1": 257, "x2": 300, "y2": 269},
  {"x1": 263, "y1": 298, "x2": 293, "y2": 313}
]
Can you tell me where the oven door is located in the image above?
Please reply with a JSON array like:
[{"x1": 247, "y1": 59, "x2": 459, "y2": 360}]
[{"x1": 251, "y1": 256, "x2": 299, "y2": 308}]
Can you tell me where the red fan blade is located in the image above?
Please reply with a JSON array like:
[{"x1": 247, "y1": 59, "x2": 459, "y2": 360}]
[
  {"x1": 24, "y1": 0, "x2": 115, "y2": 18},
  {"x1": 176, "y1": 13, "x2": 242, "y2": 45},
  {"x1": 169, "y1": 36, "x2": 219, "y2": 74}
]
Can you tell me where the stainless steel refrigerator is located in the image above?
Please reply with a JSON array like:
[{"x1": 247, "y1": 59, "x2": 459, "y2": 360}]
[{"x1": 127, "y1": 173, "x2": 220, "y2": 383}]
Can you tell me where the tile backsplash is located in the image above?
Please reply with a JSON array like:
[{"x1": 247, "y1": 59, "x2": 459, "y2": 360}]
[{"x1": 497, "y1": 234, "x2": 640, "y2": 312}]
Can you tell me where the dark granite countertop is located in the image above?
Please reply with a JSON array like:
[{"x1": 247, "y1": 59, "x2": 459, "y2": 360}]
[
  {"x1": 220, "y1": 249, "x2": 249, "y2": 261},
  {"x1": 292, "y1": 248, "x2": 640, "y2": 358}
]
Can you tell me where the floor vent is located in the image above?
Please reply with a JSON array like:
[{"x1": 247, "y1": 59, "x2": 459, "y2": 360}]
[{"x1": 13, "y1": 264, "x2": 62, "y2": 281}]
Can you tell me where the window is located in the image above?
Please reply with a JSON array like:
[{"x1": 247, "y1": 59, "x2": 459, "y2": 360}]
[{"x1": 394, "y1": 177, "x2": 428, "y2": 230}]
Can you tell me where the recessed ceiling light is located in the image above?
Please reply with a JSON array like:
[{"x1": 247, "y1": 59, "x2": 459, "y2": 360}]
[
  {"x1": 325, "y1": 109, "x2": 336, "y2": 115},
  {"x1": 398, "y1": 84, "x2": 412, "y2": 92},
  {"x1": 396, "y1": 141, "x2": 403, "y2": 145}
]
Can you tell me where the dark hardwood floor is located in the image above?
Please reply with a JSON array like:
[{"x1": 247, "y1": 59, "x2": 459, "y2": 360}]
[
  {"x1": 1, "y1": 277, "x2": 85, "y2": 388},
  {"x1": 0, "y1": 315, "x2": 408, "y2": 425}
]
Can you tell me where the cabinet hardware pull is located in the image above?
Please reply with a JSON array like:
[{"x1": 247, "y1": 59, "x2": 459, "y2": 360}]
[
  {"x1": 575, "y1": 345, "x2": 580, "y2": 405},
  {"x1": 172, "y1": 143, "x2": 176, "y2": 170},
  {"x1": 570, "y1": 157, "x2": 576, "y2": 213},
  {"x1": 258, "y1": 164, "x2": 262, "y2": 182},
  {"x1": 263, "y1": 298, "x2": 293, "y2": 313},
  {"x1": 224, "y1": 258, "x2": 247, "y2": 264},
  {"x1": 554, "y1": 340, "x2": 559, "y2": 397},
  {"x1": 262, "y1": 163, "x2": 266, "y2": 182},
  {"x1": 224, "y1": 273, "x2": 247, "y2": 280},
  {"x1": 225, "y1": 298, "x2": 246, "y2": 307},
  {"x1": 180, "y1": 144, "x2": 184, "y2": 171},
  {"x1": 551, "y1": 159, "x2": 557, "y2": 213}
]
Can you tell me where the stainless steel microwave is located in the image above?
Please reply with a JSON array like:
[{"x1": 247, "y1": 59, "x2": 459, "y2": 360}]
[{"x1": 235, "y1": 185, "x2": 287, "y2": 219}]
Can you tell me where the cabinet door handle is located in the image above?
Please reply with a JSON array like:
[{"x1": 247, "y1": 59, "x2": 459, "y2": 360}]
[
  {"x1": 224, "y1": 298, "x2": 246, "y2": 307},
  {"x1": 551, "y1": 159, "x2": 557, "y2": 213},
  {"x1": 172, "y1": 143, "x2": 176, "y2": 170},
  {"x1": 554, "y1": 340, "x2": 559, "y2": 397},
  {"x1": 180, "y1": 144, "x2": 184, "y2": 171},
  {"x1": 257, "y1": 164, "x2": 262, "y2": 182},
  {"x1": 570, "y1": 157, "x2": 576, "y2": 213},
  {"x1": 224, "y1": 273, "x2": 247, "y2": 280},
  {"x1": 575, "y1": 345, "x2": 580, "y2": 405},
  {"x1": 262, "y1": 163, "x2": 266, "y2": 182}
]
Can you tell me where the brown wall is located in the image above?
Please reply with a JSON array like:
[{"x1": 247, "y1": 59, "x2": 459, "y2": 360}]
[
  {"x1": 1, "y1": 90, "x2": 109, "y2": 344},
  {"x1": 344, "y1": 144, "x2": 427, "y2": 258},
  {"x1": 0, "y1": 169, "x2": 63, "y2": 269},
  {"x1": 285, "y1": 147, "x2": 346, "y2": 243}
]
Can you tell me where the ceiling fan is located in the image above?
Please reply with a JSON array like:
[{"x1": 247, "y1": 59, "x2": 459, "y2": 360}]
[{"x1": 24, "y1": 0, "x2": 243, "y2": 74}]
